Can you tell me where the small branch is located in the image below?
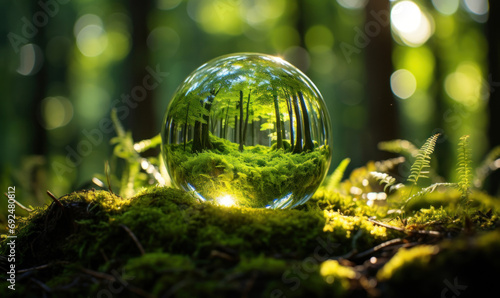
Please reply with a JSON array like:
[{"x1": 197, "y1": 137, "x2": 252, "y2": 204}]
[
  {"x1": 368, "y1": 218, "x2": 405, "y2": 232},
  {"x1": 4, "y1": 193, "x2": 33, "y2": 212},
  {"x1": 46, "y1": 190, "x2": 64, "y2": 209},
  {"x1": 353, "y1": 238, "x2": 404, "y2": 260},
  {"x1": 368, "y1": 218, "x2": 442, "y2": 237},
  {"x1": 120, "y1": 224, "x2": 145, "y2": 255}
]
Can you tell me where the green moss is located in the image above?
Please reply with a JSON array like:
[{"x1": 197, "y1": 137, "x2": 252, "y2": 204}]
[
  {"x1": 377, "y1": 245, "x2": 439, "y2": 281},
  {"x1": 1, "y1": 178, "x2": 499, "y2": 297},
  {"x1": 319, "y1": 260, "x2": 356, "y2": 294},
  {"x1": 377, "y1": 230, "x2": 500, "y2": 297}
]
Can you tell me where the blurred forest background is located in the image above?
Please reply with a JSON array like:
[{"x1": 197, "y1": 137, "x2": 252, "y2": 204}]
[{"x1": 1, "y1": 0, "x2": 499, "y2": 212}]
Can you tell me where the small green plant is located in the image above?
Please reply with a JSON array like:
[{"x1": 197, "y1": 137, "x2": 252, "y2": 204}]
[
  {"x1": 326, "y1": 158, "x2": 351, "y2": 192},
  {"x1": 370, "y1": 133, "x2": 500, "y2": 223},
  {"x1": 457, "y1": 135, "x2": 472, "y2": 200},
  {"x1": 406, "y1": 133, "x2": 440, "y2": 200},
  {"x1": 93, "y1": 109, "x2": 167, "y2": 198},
  {"x1": 370, "y1": 171, "x2": 397, "y2": 192}
]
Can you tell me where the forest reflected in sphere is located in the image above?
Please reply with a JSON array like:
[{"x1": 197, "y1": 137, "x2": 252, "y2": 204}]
[{"x1": 162, "y1": 53, "x2": 332, "y2": 208}]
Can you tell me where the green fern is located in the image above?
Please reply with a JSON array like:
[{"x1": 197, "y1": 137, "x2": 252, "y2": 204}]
[
  {"x1": 370, "y1": 171, "x2": 397, "y2": 192},
  {"x1": 403, "y1": 133, "x2": 440, "y2": 206},
  {"x1": 108, "y1": 109, "x2": 165, "y2": 197},
  {"x1": 326, "y1": 158, "x2": 351, "y2": 191},
  {"x1": 405, "y1": 182, "x2": 458, "y2": 204},
  {"x1": 474, "y1": 146, "x2": 500, "y2": 188},
  {"x1": 378, "y1": 139, "x2": 419, "y2": 160},
  {"x1": 407, "y1": 134, "x2": 440, "y2": 185},
  {"x1": 457, "y1": 135, "x2": 472, "y2": 199}
]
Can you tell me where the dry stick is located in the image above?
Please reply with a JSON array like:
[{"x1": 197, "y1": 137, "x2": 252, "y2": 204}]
[
  {"x1": 368, "y1": 218, "x2": 442, "y2": 237},
  {"x1": 4, "y1": 193, "x2": 33, "y2": 212},
  {"x1": 353, "y1": 238, "x2": 405, "y2": 260},
  {"x1": 46, "y1": 190, "x2": 63, "y2": 209},
  {"x1": 120, "y1": 224, "x2": 145, "y2": 255}
]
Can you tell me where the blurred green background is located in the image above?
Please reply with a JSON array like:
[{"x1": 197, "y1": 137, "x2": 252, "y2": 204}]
[{"x1": 1, "y1": 0, "x2": 499, "y2": 212}]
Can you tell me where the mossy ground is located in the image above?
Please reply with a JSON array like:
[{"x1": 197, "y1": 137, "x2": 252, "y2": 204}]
[{"x1": 1, "y1": 161, "x2": 499, "y2": 297}]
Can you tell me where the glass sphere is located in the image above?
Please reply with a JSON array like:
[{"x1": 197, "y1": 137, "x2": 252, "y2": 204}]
[{"x1": 162, "y1": 53, "x2": 332, "y2": 209}]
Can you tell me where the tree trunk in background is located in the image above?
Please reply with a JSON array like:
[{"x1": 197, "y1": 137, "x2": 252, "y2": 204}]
[
  {"x1": 128, "y1": 0, "x2": 156, "y2": 155},
  {"x1": 364, "y1": 0, "x2": 399, "y2": 160},
  {"x1": 487, "y1": 0, "x2": 500, "y2": 194}
]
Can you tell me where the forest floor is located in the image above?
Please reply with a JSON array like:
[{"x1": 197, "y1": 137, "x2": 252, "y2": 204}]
[{"x1": 1, "y1": 157, "x2": 499, "y2": 297}]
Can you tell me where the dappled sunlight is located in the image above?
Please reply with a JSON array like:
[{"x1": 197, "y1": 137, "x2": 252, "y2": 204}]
[
  {"x1": 17, "y1": 43, "x2": 43, "y2": 76},
  {"x1": 390, "y1": 69, "x2": 417, "y2": 99},
  {"x1": 431, "y1": 0, "x2": 459, "y2": 16},
  {"x1": 216, "y1": 195, "x2": 237, "y2": 207},
  {"x1": 41, "y1": 96, "x2": 74, "y2": 130},
  {"x1": 444, "y1": 62, "x2": 485, "y2": 107},
  {"x1": 391, "y1": 1, "x2": 434, "y2": 47},
  {"x1": 464, "y1": 0, "x2": 489, "y2": 22},
  {"x1": 74, "y1": 14, "x2": 108, "y2": 57}
]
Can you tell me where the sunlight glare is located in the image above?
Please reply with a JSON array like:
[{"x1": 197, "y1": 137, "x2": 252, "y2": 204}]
[{"x1": 217, "y1": 195, "x2": 237, "y2": 207}]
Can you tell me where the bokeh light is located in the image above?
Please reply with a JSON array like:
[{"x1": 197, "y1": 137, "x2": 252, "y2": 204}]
[
  {"x1": 305, "y1": 25, "x2": 334, "y2": 51},
  {"x1": 157, "y1": 0, "x2": 183, "y2": 10},
  {"x1": 41, "y1": 96, "x2": 74, "y2": 130},
  {"x1": 444, "y1": 62, "x2": 484, "y2": 107},
  {"x1": 74, "y1": 14, "x2": 108, "y2": 57},
  {"x1": 464, "y1": 0, "x2": 489, "y2": 23},
  {"x1": 390, "y1": 69, "x2": 417, "y2": 99},
  {"x1": 391, "y1": 1, "x2": 433, "y2": 47},
  {"x1": 336, "y1": 0, "x2": 367, "y2": 10},
  {"x1": 187, "y1": 0, "x2": 243, "y2": 35},
  {"x1": 17, "y1": 44, "x2": 44, "y2": 76},
  {"x1": 464, "y1": 0, "x2": 489, "y2": 16},
  {"x1": 431, "y1": 0, "x2": 459, "y2": 15}
]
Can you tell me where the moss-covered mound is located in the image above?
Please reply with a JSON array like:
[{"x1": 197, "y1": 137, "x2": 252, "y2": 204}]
[{"x1": 1, "y1": 184, "x2": 499, "y2": 297}]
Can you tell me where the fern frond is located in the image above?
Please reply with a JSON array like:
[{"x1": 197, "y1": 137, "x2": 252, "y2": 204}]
[
  {"x1": 326, "y1": 158, "x2": 351, "y2": 191},
  {"x1": 374, "y1": 156, "x2": 406, "y2": 173},
  {"x1": 457, "y1": 135, "x2": 472, "y2": 198},
  {"x1": 405, "y1": 183, "x2": 458, "y2": 204},
  {"x1": 407, "y1": 133, "x2": 440, "y2": 185},
  {"x1": 370, "y1": 171, "x2": 396, "y2": 192},
  {"x1": 378, "y1": 139, "x2": 419, "y2": 160},
  {"x1": 474, "y1": 146, "x2": 500, "y2": 188}
]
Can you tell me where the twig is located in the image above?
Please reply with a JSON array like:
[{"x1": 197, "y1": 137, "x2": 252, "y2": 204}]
[
  {"x1": 120, "y1": 224, "x2": 145, "y2": 255},
  {"x1": 353, "y1": 238, "x2": 404, "y2": 260},
  {"x1": 46, "y1": 190, "x2": 63, "y2": 209},
  {"x1": 368, "y1": 218, "x2": 442, "y2": 237},
  {"x1": 4, "y1": 193, "x2": 33, "y2": 212}
]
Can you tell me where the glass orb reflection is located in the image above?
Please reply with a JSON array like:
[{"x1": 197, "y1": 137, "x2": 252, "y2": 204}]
[{"x1": 162, "y1": 53, "x2": 332, "y2": 209}]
